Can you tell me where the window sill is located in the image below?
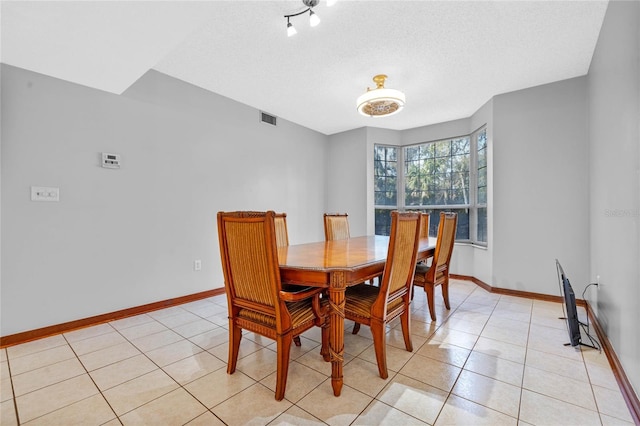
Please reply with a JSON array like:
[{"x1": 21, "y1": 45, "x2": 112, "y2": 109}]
[{"x1": 454, "y1": 241, "x2": 488, "y2": 250}]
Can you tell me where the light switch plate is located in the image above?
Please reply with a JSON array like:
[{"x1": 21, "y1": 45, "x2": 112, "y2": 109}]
[{"x1": 31, "y1": 186, "x2": 60, "y2": 202}]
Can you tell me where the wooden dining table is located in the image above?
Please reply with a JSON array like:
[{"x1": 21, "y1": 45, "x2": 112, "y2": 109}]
[{"x1": 278, "y1": 235, "x2": 435, "y2": 396}]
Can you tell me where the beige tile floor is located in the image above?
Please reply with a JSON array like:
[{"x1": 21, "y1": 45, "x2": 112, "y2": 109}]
[{"x1": 0, "y1": 279, "x2": 635, "y2": 425}]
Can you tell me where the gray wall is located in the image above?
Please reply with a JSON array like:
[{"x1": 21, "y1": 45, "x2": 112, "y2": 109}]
[
  {"x1": 326, "y1": 127, "x2": 368, "y2": 237},
  {"x1": 492, "y1": 77, "x2": 590, "y2": 295},
  {"x1": 588, "y1": 0, "x2": 640, "y2": 396},
  {"x1": 1, "y1": 65, "x2": 328, "y2": 335}
]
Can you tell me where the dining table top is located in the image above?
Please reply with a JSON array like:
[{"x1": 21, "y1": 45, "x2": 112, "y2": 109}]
[{"x1": 279, "y1": 235, "x2": 435, "y2": 267}]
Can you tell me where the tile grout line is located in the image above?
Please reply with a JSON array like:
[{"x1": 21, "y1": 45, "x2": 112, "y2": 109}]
[
  {"x1": 427, "y1": 284, "x2": 491, "y2": 425},
  {"x1": 106, "y1": 317, "x2": 215, "y2": 423},
  {"x1": 449, "y1": 290, "x2": 523, "y2": 422},
  {"x1": 524, "y1": 302, "x2": 611, "y2": 423},
  {"x1": 63, "y1": 332, "x2": 121, "y2": 426},
  {"x1": 4, "y1": 349, "x2": 22, "y2": 426},
  {"x1": 517, "y1": 298, "x2": 534, "y2": 424},
  {"x1": 113, "y1": 308, "x2": 243, "y2": 425},
  {"x1": 582, "y1": 340, "x2": 607, "y2": 425}
]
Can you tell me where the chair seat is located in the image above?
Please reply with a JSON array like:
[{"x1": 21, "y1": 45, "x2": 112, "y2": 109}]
[
  {"x1": 238, "y1": 300, "x2": 317, "y2": 329},
  {"x1": 345, "y1": 285, "x2": 403, "y2": 319},
  {"x1": 414, "y1": 263, "x2": 429, "y2": 275},
  {"x1": 413, "y1": 264, "x2": 445, "y2": 285}
]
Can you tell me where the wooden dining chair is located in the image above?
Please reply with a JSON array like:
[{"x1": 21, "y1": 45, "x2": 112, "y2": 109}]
[
  {"x1": 412, "y1": 212, "x2": 457, "y2": 321},
  {"x1": 419, "y1": 212, "x2": 430, "y2": 239},
  {"x1": 416, "y1": 212, "x2": 430, "y2": 266},
  {"x1": 217, "y1": 210, "x2": 327, "y2": 400},
  {"x1": 324, "y1": 212, "x2": 378, "y2": 293},
  {"x1": 323, "y1": 213, "x2": 350, "y2": 241},
  {"x1": 274, "y1": 213, "x2": 289, "y2": 248},
  {"x1": 274, "y1": 212, "x2": 305, "y2": 347},
  {"x1": 343, "y1": 211, "x2": 422, "y2": 379}
]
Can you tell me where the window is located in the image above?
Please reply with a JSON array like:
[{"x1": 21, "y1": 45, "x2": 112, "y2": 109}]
[
  {"x1": 476, "y1": 128, "x2": 487, "y2": 243},
  {"x1": 374, "y1": 126, "x2": 487, "y2": 245},
  {"x1": 374, "y1": 145, "x2": 398, "y2": 236}
]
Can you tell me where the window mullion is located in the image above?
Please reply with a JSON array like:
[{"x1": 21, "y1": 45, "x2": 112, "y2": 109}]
[{"x1": 397, "y1": 146, "x2": 405, "y2": 211}]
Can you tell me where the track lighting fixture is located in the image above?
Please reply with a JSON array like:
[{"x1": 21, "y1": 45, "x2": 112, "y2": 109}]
[{"x1": 284, "y1": 0, "x2": 336, "y2": 36}]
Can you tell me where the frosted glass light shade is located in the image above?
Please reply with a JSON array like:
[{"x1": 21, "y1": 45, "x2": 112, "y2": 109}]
[
  {"x1": 309, "y1": 10, "x2": 320, "y2": 27},
  {"x1": 357, "y1": 88, "x2": 406, "y2": 117},
  {"x1": 287, "y1": 22, "x2": 297, "y2": 36}
]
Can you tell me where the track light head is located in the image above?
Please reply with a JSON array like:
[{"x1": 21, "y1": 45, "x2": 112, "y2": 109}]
[
  {"x1": 309, "y1": 9, "x2": 320, "y2": 27},
  {"x1": 286, "y1": 19, "x2": 297, "y2": 37}
]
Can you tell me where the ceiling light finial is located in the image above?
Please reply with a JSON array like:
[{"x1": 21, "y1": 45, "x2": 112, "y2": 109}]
[{"x1": 357, "y1": 74, "x2": 406, "y2": 117}]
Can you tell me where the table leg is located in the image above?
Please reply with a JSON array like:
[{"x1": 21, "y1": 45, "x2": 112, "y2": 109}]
[{"x1": 328, "y1": 271, "x2": 346, "y2": 396}]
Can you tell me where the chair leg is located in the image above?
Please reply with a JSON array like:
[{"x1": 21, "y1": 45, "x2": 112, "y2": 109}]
[
  {"x1": 425, "y1": 284, "x2": 437, "y2": 321},
  {"x1": 320, "y1": 319, "x2": 330, "y2": 362},
  {"x1": 227, "y1": 323, "x2": 242, "y2": 374},
  {"x1": 442, "y1": 276, "x2": 451, "y2": 310},
  {"x1": 400, "y1": 309, "x2": 413, "y2": 352},
  {"x1": 275, "y1": 333, "x2": 293, "y2": 401},
  {"x1": 352, "y1": 322, "x2": 361, "y2": 335},
  {"x1": 370, "y1": 319, "x2": 388, "y2": 379},
  {"x1": 293, "y1": 336, "x2": 301, "y2": 346}
]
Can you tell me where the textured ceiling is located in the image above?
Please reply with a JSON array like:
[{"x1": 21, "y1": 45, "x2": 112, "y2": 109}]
[{"x1": 1, "y1": 0, "x2": 609, "y2": 135}]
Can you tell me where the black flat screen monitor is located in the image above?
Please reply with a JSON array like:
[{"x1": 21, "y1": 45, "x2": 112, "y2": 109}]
[{"x1": 556, "y1": 259, "x2": 581, "y2": 346}]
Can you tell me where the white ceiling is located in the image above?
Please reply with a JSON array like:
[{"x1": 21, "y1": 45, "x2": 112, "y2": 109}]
[{"x1": 1, "y1": 0, "x2": 609, "y2": 135}]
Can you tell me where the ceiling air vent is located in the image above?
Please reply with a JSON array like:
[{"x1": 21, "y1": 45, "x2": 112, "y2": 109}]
[{"x1": 260, "y1": 111, "x2": 277, "y2": 126}]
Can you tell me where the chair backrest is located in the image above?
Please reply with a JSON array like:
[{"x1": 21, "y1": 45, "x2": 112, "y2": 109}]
[
  {"x1": 428, "y1": 212, "x2": 458, "y2": 280},
  {"x1": 324, "y1": 213, "x2": 350, "y2": 241},
  {"x1": 373, "y1": 211, "x2": 422, "y2": 310},
  {"x1": 419, "y1": 213, "x2": 430, "y2": 238},
  {"x1": 217, "y1": 211, "x2": 282, "y2": 315},
  {"x1": 274, "y1": 213, "x2": 289, "y2": 247}
]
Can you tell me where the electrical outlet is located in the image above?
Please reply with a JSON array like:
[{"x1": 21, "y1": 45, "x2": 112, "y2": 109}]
[
  {"x1": 194, "y1": 260, "x2": 202, "y2": 271},
  {"x1": 596, "y1": 275, "x2": 601, "y2": 286}
]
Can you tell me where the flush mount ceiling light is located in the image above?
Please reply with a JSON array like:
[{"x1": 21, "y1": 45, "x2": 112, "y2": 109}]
[
  {"x1": 284, "y1": 0, "x2": 337, "y2": 36},
  {"x1": 357, "y1": 74, "x2": 406, "y2": 117}
]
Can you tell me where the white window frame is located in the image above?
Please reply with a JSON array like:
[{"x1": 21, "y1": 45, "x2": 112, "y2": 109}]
[
  {"x1": 374, "y1": 125, "x2": 487, "y2": 246},
  {"x1": 473, "y1": 127, "x2": 488, "y2": 245}
]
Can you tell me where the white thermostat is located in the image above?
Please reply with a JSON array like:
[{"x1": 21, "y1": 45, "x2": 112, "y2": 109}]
[{"x1": 101, "y1": 152, "x2": 121, "y2": 169}]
